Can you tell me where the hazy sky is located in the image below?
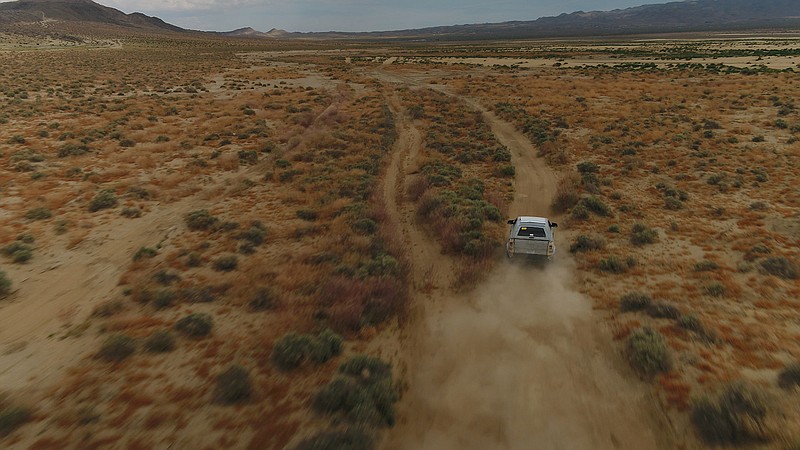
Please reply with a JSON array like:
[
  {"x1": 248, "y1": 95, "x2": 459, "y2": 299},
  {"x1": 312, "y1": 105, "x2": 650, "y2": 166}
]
[{"x1": 101, "y1": 0, "x2": 674, "y2": 33}]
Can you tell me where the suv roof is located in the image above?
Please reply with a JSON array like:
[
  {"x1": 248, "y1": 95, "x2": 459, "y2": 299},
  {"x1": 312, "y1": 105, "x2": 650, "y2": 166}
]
[{"x1": 516, "y1": 216, "x2": 550, "y2": 224}]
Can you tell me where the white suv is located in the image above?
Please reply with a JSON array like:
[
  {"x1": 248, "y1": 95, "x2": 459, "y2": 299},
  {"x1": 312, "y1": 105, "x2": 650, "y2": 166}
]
[{"x1": 506, "y1": 216, "x2": 558, "y2": 260}]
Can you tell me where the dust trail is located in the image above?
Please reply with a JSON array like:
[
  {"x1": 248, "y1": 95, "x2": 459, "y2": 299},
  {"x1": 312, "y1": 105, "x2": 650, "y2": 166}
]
[{"x1": 392, "y1": 257, "x2": 661, "y2": 450}]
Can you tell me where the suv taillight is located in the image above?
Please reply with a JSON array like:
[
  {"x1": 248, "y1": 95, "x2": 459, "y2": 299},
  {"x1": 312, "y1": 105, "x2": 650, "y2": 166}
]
[{"x1": 547, "y1": 242, "x2": 554, "y2": 256}]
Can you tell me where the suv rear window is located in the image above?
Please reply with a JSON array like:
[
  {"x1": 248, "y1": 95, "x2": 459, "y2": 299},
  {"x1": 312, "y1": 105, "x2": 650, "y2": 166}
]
[{"x1": 517, "y1": 226, "x2": 546, "y2": 238}]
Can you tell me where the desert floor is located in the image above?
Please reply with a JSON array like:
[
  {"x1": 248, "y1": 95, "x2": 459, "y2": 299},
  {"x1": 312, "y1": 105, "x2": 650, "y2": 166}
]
[{"x1": 1, "y1": 35, "x2": 799, "y2": 449}]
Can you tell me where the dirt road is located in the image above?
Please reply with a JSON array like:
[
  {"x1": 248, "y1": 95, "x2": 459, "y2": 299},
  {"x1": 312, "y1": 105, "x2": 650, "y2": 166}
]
[{"x1": 378, "y1": 73, "x2": 675, "y2": 449}]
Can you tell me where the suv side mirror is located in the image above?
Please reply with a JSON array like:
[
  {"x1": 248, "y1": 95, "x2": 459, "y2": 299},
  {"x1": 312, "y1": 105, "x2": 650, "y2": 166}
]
[
  {"x1": 507, "y1": 219, "x2": 516, "y2": 225},
  {"x1": 550, "y1": 222, "x2": 558, "y2": 228}
]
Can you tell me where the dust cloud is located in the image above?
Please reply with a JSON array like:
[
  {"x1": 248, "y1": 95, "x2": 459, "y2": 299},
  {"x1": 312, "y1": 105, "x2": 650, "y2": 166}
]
[{"x1": 388, "y1": 257, "x2": 662, "y2": 450}]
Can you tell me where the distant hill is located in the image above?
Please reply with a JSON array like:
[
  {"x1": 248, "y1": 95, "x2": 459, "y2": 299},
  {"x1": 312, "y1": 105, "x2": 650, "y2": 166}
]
[
  {"x1": 0, "y1": 0, "x2": 799, "y2": 41},
  {"x1": 263, "y1": 0, "x2": 800, "y2": 40},
  {"x1": 0, "y1": 0, "x2": 183, "y2": 32}
]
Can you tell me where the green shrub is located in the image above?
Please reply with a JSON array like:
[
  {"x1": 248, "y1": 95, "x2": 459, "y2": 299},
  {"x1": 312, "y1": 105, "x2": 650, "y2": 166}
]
[
  {"x1": 214, "y1": 365, "x2": 251, "y2": 404},
  {"x1": 704, "y1": 283, "x2": 725, "y2": 297},
  {"x1": 310, "y1": 329, "x2": 344, "y2": 364},
  {"x1": 760, "y1": 257, "x2": 798, "y2": 280},
  {"x1": 185, "y1": 209, "x2": 219, "y2": 231},
  {"x1": 144, "y1": 330, "x2": 175, "y2": 353},
  {"x1": 0, "y1": 270, "x2": 11, "y2": 297},
  {"x1": 237, "y1": 223, "x2": 266, "y2": 245},
  {"x1": 57, "y1": 143, "x2": 89, "y2": 157},
  {"x1": 249, "y1": 288, "x2": 277, "y2": 311},
  {"x1": 153, "y1": 289, "x2": 176, "y2": 309},
  {"x1": 599, "y1": 256, "x2": 627, "y2": 274},
  {"x1": 1, "y1": 242, "x2": 33, "y2": 264},
  {"x1": 271, "y1": 329, "x2": 344, "y2": 370},
  {"x1": 569, "y1": 235, "x2": 605, "y2": 253},
  {"x1": 570, "y1": 204, "x2": 589, "y2": 221},
  {"x1": 98, "y1": 334, "x2": 135, "y2": 362},
  {"x1": 297, "y1": 209, "x2": 318, "y2": 221},
  {"x1": 694, "y1": 260, "x2": 719, "y2": 272},
  {"x1": 646, "y1": 302, "x2": 681, "y2": 319},
  {"x1": 212, "y1": 255, "x2": 238, "y2": 272},
  {"x1": 778, "y1": 362, "x2": 800, "y2": 390},
  {"x1": 691, "y1": 383, "x2": 770, "y2": 444},
  {"x1": 271, "y1": 332, "x2": 313, "y2": 370},
  {"x1": 577, "y1": 161, "x2": 599, "y2": 174},
  {"x1": 580, "y1": 196, "x2": 611, "y2": 216},
  {"x1": 630, "y1": 223, "x2": 658, "y2": 246},
  {"x1": 352, "y1": 218, "x2": 378, "y2": 235},
  {"x1": 496, "y1": 165, "x2": 515, "y2": 177},
  {"x1": 174, "y1": 313, "x2": 213, "y2": 338},
  {"x1": 24, "y1": 207, "x2": 52, "y2": 220},
  {"x1": 619, "y1": 292, "x2": 651, "y2": 312},
  {"x1": 0, "y1": 407, "x2": 31, "y2": 436},
  {"x1": 132, "y1": 247, "x2": 157, "y2": 262},
  {"x1": 88, "y1": 190, "x2": 118, "y2": 212},
  {"x1": 120, "y1": 207, "x2": 142, "y2": 218},
  {"x1": 313, "y1": 355, "x2": 398, "y2": 427},
  {"x1": 664, "y1": 196, "x2": 683, "y2": 210},
  {"x1": 626, "y1": 328, "x2": 671, "y2": 377}
]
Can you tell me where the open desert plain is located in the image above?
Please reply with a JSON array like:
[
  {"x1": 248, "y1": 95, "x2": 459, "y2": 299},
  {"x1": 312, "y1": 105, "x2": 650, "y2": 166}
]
[{"x1": 1, "y1": 10, "x2": 800, "y2": 450}]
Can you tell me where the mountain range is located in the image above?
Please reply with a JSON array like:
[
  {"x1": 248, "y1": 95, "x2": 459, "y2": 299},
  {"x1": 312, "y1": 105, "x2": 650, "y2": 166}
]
[{"x1": 0, "y1": 0, "x2": 798, "y2": 40}]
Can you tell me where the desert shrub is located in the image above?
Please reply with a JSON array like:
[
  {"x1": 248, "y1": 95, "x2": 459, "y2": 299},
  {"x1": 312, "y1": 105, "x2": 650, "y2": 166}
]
[
  {"x1": 646, "y1": 302, "x2": 681, "y2": 319},
  {"x1": 778, "y1": 362, "x2": 800, "y2": 390},
  {"x1": 88, "y1": 190, "x2": 118, "y2": 212},
  {"x1": 214, "y1": 365, "x2": 251, "y2": 404},
  {"x1": 570, "y1": 204, "x2": 589, "y2": 221},
  {"x1": 24, "y1": 207, "x2": 52, "y2": 220},
  {"x1": 144, "y1": 330, "x2": 175, "y2": 353},
  {"x1": 185, "y1": 210, "x2": 219, "y2": 231},
  {"x1": 132, "y1": 246, "x2": 157, "y2": 261},
  {"x1": 238, "y1": 150, "x2": 258, "y2": 164},
  {"x1": 0, "y1": 407, "x2": 31, "y2": 436},
  {"x1": 552, "y1": 175, "x2": 580, "y2": 212},
  {"x1": 152, "y1": 270, "x2": 180, "y2": 285},
  {"x1": 237, "y1": 223, "x2": 267, "y2": 245},
  {"x1": 339, "y1": 355, "x2": 392, "y2": 383},
  {"x1": 1, "y1": 242, "x2": 32, "y2": 264},
  {"x1": 577, "y1": 161, "x2": 598, "y2": 174},
  {"x1": 630, "y1": 223, "x2": 658, "y2": 246},
  {"x1": 57, "y1": 143, "x2": 89, "y2": 157},
  {"x1": 174, "y1": 313, "x2": 213, "y2": 338},
  {"x1": 599, "y1": 256, "x2": 627, "y2": 274},
  {"x1": 0, "y1": 270, "x2": 11, "y2": 297},
  {"x1": 121, "y1": 207, "x2": 142, "y2": 218},
  {"x1": 313, "y1": 355, "x2": 398, "y2": 427},
  {"x1": 352, "y1": 218, "x2": 378, "y2": 235},
  {"x1": 272, "y1": 329, "x2": 344, "y2": 370},
  {"x1": 98, "y1": 334, "x2": 135, "y2": 362},
  {"x1": 297, "y1": 209, "x2": 318, "y2": 221},
  {"x1": 626, "y1": 328, "x2": 671, "y2": 377},
  {"x1": 212, "y1": 255, "x2": 238, "y2": 272},
  {"x1": 310, "y1": 329, "x2": 344, "y2": 364},
  {"x1": 569, "y1": 235, "x2": 605, "y2": 253},
  {"x1": 495, "y1": 165, "x2": 515, "y2": 177},
  {"x1": 694, "y1": 260, "x2": 719, "y2": 272},
  {"x1": 249, "y1": 288, "x2": 277, "y2": 311},
  {"x1": 580, "y1": 196, "x2": 611, "y2": 216},
  {"x1": 619, "y1": 292, "x2": 652, "y2": 312},
  {"x1": 153, "y1": 289, "x2": 176, "y2": 309},
  {"x1": 760, "y1": 257, "x2": 798, "y2": 280},
  {"x1": 185, "y1": 253, "x2": 203, "y2": 267},
  {"x1": 293, "y1": 428, "x2": 373, "y2": 450},
  {"x1": 704, "y1": 283, "x2": 725, "y2": 297},
  {"x1": 664, "y1": 196, "x2": 683, "y2": 210},
  {"x1": 691, "y1": 383, "x2": 770, "y2": 444},
  {"x1": 271, "y1": 332, "x2": 313, "y2": 370}
]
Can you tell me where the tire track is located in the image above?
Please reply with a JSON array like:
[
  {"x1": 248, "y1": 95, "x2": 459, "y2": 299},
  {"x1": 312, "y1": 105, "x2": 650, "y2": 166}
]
[{"x1": 378, "y1": 73, "x2": 676, "y2": 450}]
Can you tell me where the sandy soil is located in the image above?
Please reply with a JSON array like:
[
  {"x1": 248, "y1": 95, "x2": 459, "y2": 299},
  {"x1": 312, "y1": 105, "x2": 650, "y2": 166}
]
[{"x1": 376, "y1": 70, "x2": 683, "y2": 449}]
